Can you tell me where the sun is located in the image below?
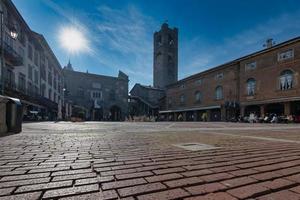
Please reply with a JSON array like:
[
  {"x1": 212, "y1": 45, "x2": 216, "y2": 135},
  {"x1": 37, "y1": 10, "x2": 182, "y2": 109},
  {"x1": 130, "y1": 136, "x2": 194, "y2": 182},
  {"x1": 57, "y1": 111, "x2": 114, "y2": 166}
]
[{"x1": 58, "y1": 26, "x2": 91, "y2": 54}]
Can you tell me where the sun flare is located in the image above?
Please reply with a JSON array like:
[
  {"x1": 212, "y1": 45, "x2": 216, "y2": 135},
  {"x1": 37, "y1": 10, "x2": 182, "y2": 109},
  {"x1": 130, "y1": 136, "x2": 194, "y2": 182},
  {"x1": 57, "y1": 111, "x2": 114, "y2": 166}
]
[{"x1": 58, "y1": 26, "x2": 90, "y2": 54}]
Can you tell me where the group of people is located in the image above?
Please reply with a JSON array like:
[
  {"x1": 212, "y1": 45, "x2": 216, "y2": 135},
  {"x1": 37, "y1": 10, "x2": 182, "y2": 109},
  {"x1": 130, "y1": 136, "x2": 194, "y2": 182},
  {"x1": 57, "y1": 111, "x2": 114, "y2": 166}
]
[{"x1": 240, "y1": 112, "x2": 297, "y2": 123}]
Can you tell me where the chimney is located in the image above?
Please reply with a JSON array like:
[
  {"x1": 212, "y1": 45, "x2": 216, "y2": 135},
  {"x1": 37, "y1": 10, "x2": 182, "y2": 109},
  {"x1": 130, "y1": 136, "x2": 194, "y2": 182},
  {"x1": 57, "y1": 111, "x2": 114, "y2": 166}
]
[{"x1": 263, "y1": 38, "x2": 275, "y2": 48}]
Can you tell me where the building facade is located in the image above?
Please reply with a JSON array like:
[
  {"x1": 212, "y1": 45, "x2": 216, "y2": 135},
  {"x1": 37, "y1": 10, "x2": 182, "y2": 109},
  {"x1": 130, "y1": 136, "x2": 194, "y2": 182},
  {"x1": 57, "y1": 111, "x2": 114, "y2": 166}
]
[
  {"x1": 129, "y1": 84, "x2": 165, "y2": 118},
  {"x1": 161, "y1": 37, "x2": 300, "y2": 121},
  {"x1": 63, "y1": 66, "x2": 129, "y2": 121},
  {"x1": 153, "y1": 23, "x2": 178, "y2": 89},
  {"x1": 1, "y1": 0, "x2": 63, "y2": 121}
]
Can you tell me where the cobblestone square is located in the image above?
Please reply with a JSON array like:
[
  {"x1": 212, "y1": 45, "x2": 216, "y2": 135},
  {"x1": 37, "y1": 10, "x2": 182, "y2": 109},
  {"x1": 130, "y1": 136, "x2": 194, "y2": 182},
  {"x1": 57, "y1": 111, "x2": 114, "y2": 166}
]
[{"x1": 1, "y1": 122, "x2": 300, "y2": 199}]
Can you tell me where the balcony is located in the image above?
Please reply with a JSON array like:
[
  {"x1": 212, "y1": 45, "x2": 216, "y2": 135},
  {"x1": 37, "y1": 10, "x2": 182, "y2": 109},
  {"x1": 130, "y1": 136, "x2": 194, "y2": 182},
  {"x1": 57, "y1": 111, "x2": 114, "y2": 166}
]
[
  {"x1": 1, "y1": 41, "x2": 23, "y2": 66},
  {"x1": 3, "y1": 81, "x2": 58, "y2": 111}
]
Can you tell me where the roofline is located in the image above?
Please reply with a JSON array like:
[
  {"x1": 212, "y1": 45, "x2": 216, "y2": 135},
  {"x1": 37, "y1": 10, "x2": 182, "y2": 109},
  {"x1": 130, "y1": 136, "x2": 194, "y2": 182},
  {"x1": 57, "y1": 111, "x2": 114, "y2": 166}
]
[
  {"x1": 31, "y1": 31, "x2": 62, "y2": 71},
  {"x1": 63, "y1": 68, "x2": 125, "y2": 80},
  {"x1": 167, "y1": 36, "x2": 300, "y2": 88}
]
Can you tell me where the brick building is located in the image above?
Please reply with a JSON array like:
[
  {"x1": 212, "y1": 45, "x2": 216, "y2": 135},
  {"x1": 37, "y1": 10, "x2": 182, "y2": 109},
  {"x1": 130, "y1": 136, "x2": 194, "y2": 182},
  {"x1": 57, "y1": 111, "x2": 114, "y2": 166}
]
[{"x1": 160, "y1": 37, "x2": 300, "y2": 121}]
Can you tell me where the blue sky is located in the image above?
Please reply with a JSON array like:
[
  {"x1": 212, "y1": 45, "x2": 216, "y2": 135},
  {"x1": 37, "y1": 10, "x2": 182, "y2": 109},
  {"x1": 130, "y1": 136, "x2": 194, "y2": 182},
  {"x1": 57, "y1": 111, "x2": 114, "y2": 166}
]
[{"x1": 12, "y1": 0, "x2": 300, "y2": 89}]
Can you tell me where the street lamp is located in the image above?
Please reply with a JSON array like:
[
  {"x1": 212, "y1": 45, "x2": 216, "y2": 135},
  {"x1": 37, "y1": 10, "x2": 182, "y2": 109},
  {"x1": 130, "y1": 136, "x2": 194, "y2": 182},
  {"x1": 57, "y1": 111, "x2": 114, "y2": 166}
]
[{"x1": 0, "y1": 9, "x2": 18, "y2": 95}]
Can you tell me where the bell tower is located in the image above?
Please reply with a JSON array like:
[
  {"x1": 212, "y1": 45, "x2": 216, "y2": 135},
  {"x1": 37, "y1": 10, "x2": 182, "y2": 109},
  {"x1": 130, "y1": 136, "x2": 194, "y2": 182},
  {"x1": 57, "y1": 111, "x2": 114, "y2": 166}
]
[{"x1": 153, "y1": 23, "x2": 178, "y2": 89}]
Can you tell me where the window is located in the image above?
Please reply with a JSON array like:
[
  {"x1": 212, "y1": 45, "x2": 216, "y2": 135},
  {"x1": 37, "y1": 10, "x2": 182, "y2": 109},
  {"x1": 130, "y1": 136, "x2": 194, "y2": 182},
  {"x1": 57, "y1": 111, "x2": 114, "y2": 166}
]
[
  {"x1": 179, "y1": 84, "x2": 185, "y2": 89},
  {"x1": 28, "y1": 44, "x2": 33, "y2": 60},
  {"x1": 77, "y1": 88, "x2": 84, "y2": 96},
  {"x1": 168, "y1": 34, "x2": 174, "y2": 45},
  {"x1": 180, "y1": 94, "x2": 185, "y2": 104},
  {"x1": 28, "y1": 65, "x2": 33, "y2": 80},
  {"x1": 195, "y1": 79, "x2": 203, "y2": 85},
  {"x1": 195, "y1": 91, "x2": 202, "y2": 103},
  {"x1": 48, "y1": 72, "x2": 52, "y2": 85},
  {"x1": 215, "y1": 86, "x2": 223, "y2": 100},
  {"x1": 157, "y1": 35, "x2": 162, "y2": 46},
  {"x1": 34, "y1": 51, "x2": 39, "y2": 66},
  {"x1": 245, "y1": 61, "x2": 256, "y2": 71},
  {"x1": 168, "y1": 98, "x2": 172, "y2": 108},
  {"x1": 18, "y1": 73, "x2": 26, "y2": 91},
  {"x1": 215, "y1": 73, "x2": 224, "y2": 80},
  {"x1": 278, "y1": 49, "x2": 294, "y2": 61},
  {"x1": 34, "y1": 70, "x2": 38, "y2": 84},
  {"x1": 92, "y1": 83, "x2": 101, "y2": 89},
  {"x1": 109, "y1": 90, "x2": 116, "y2": 100},
  {"x1": 280, "y1": 70, "x2": 293, "y2": 90},
  {"x1": 40, "y1": 84, "x2": 46, "y2": 97},
  {"x1": 92, "y1": 91, "x2": 102, "y2": 99},
  {"x1": 247, "y1": 78, "x2": 256, "y2": 96},
  {"x1": 48, "y1": 89, "x2": 52, "y2": 100}
]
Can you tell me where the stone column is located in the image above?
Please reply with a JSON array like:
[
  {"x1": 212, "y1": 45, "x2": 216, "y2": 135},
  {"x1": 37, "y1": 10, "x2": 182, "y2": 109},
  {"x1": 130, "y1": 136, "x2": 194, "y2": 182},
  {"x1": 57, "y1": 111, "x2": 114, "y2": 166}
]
[
  {"x1": 206, "y1": 110, "x2": 211, "y2": 122},
  {"x1": 221, "y1": 106, "x2": 226, "y2": 121},
  {"x1": 260, "y1": 105, "x2": 265, "y2": 117},
  {"x1": 240, "y1": 106, "x2": 245, "y2": 117},
  {"x1": 284, "y1": 102, "x2": 291, "y2": 116},
  {"x1": 0, "y1": 102, "x2": 7, "y2": 134}
]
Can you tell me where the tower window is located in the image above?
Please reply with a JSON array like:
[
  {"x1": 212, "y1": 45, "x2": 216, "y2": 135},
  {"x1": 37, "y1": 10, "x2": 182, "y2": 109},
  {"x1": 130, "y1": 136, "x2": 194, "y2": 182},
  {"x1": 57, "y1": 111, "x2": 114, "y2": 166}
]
[
  {"x1": 157, "y1": 35, "x2": 162, "y2": 46},
  {"x1": 168, "y1": 34, "x2": 174, "y2": 45}
]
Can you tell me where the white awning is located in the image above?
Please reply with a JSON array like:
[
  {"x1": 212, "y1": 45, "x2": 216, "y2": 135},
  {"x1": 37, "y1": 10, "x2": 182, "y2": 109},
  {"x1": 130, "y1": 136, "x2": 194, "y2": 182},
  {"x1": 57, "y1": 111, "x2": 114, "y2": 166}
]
[{"x1": 159, "y1": 105, "x2": 221, "y2": 114}]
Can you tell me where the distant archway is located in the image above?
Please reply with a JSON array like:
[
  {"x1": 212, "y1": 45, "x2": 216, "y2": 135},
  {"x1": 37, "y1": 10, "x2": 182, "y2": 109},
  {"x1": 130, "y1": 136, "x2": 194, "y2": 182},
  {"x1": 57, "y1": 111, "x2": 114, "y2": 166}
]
[
  {"x1": 110, "y1": 105, "x2": 122, "y2": 121},
  {"x1": 245, "y1": 105, "x2": 260, "y2": 116}
]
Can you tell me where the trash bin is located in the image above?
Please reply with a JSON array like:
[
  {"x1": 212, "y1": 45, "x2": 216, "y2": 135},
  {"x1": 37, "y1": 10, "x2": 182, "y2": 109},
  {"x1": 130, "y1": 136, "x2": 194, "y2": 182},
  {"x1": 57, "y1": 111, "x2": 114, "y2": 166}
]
[
  {"x1": 5, "y1": 97, "x2": 22, "y2": 133},
  {"x1": 0, "y1": 96, "x2": 9, "y2": 134}
]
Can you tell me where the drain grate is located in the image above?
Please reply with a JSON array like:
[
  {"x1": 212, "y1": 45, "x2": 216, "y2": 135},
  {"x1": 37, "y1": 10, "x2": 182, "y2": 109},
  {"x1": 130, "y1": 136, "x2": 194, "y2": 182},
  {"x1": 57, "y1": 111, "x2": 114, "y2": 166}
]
[{"x1": 173, "y1": 143, "x2": 221, "y2": 151}]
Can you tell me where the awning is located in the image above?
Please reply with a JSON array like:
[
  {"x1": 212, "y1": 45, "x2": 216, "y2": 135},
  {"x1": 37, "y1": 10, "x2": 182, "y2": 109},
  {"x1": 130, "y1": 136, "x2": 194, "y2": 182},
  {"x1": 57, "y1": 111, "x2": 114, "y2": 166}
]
[
  {"x1": 159, "y1": 105, "x2": 221, "y2": 114},
  {"x1": 0, "y1": 95, "x2": 21, "y2": 105}
]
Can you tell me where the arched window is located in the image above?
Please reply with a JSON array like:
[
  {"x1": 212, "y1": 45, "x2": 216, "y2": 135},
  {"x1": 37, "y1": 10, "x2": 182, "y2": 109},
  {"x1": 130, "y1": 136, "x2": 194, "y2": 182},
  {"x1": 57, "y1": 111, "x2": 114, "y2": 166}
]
[
  {"x1": 195, "y1": 91, "x2": 202, "y2": 103},
  {"x1": 180, "y1": 94, "x2": 185, "y2": 104},
  {"x1": 247, "y1": 78, "x2": 256, "y2": 96},
  {"x1": 215, "y1": 86, "x2": 223, "y2": 100},
  {"x1": 280, "y1": 70, "x2": 293, "y2": 90}
]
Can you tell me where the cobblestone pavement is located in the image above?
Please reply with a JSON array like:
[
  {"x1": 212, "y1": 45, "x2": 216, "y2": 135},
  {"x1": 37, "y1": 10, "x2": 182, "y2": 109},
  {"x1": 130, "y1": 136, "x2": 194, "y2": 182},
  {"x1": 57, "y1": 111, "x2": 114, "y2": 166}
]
[{"x1": 1, "y1": 122, "x2": 300, "y2": 199}]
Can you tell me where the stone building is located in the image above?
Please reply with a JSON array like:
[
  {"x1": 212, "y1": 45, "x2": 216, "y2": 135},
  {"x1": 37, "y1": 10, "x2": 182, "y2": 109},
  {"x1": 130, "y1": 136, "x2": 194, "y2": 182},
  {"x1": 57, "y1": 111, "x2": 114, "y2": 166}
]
[
  {"x1": 1, "y1": 0, "x2": 63, "y2": 121},
  {"x1": 153, "y1": 23, "x2": 178, "y2": 89},
  {"x1": 63, "y1": 64, "x2": 129, "y2": 121},
  {"x1": 160, "y1": 37, "x2": 300, "y2": 121},
  {"x1": 129, "y1": 84, "x2": 165, "y2": 117},
  {"x1": 130, "y1": 23, "x2": 178, "y2": 118}
]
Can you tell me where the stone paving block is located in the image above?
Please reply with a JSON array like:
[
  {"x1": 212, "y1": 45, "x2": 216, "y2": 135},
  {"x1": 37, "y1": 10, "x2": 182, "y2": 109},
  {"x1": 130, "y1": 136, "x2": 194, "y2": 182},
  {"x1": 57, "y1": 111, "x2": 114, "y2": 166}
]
[
  {"x1": 145, "y1": 173, "x2": 183, "y2": 183},
  {"x1": 42, "y1": 184, "x2": 99, "y2": 199},
  {"x1": 101, "y1": 190, "x2": 118, "y2": 199},
  {"x1": 0, "y1": 191, "x2": 42, "y2": 200},
  {"x1": 102, "y1": 178, "x2": 147, "y2": 190},
  {"x1": 137, "y1": 188, "x2": 189, "y2": 200},
  {"x1": 116, "y1": 171, "x2": 153, "y2": 180},
  {"x1": 0, "y1": 188, "x2": 14, "y2": 196},
  {"x1": 257, "y1": 190, "x2": 300, "y2": 200},
  {"x1": 221, "y1": 176, "x2": 257, "y2": 188},
  {"x1": 15, "y1": 180, "x2": 72, "y2": 193},
  {"x1": 0, "y1": 172, "x2": 50, "y2": 182},
  {"x1": 164, "y1": 177, "x2": 203, "y2": 188},
  {"x1": 52, "y1": 173, "x2": 97, "y2": 182},
  {"x1": 185, "y1": 182, "x2": 227, "y2": 195},
  {"x1": 0, "y1": 177, "x2": 51, "y2": 188},
  {"x1": 118, "y1": 182, "x2": 167, "y2": 197},
  {"x1": 227, "y1": 183, "x2": 270, "y2": 199},
  {"x1": 51, "y1": 169, "x2": 93, "y2": 176},
  {"x1": 59, "y1": 192, "x2": 103, "y2": 200},
  {"x1": 184, "y1": 192, "x2": 238, "y2": 200}
]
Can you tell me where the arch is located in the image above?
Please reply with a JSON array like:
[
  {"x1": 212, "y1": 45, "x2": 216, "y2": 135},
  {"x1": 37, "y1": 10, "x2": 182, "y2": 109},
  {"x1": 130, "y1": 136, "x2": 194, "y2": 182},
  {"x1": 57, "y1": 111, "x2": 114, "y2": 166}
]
[
  {"x1": 245, "y1": 105, "x2": 260, "y2": 117},
  {"x1": 279, "y1": 69, "x2": 294, "y2": 90},
  {"x1": 246, "y1": 78, "x2": 256, "y2": 96},
  {"x1": 215, "y1": 86, "x2": 223, "y2": 100},
  {"x1": 109, "y1": 105, "x2": 122, "y2": 121}
]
